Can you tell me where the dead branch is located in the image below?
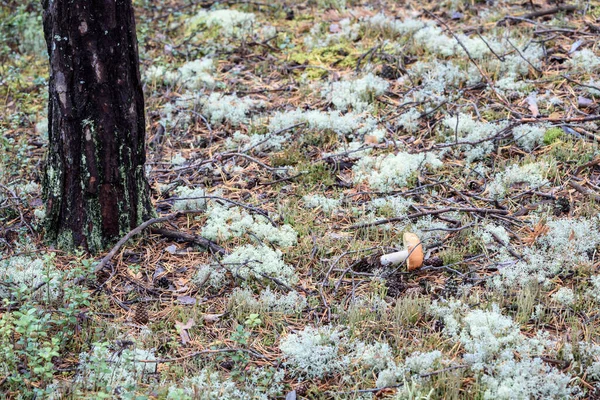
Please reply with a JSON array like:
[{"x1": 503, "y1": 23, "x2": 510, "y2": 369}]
[
  {"x1": 498, "y1": 5, "x2": 579, "y2": 25},
  {"x1": 423, "y1": 9, "x2": 510, "y2": 108},
  {"x1": 348, "y1": 207, "x2": 509, "y2": 230},
  {"x1": 160, "y1": 194, "x2": 277, "y2": 226},
  {"x1": 94, "y1": 210, "x2": 206, "y2": 273},
  {"x1": 136, "y1": 347, "x2": 267, "y2": 363},
  {"x1": 568, "y1": 180, "x2": 600, "y2": 202},
  {"x1": 149, "y1": 227, "x2": 226, "y2": 255}
]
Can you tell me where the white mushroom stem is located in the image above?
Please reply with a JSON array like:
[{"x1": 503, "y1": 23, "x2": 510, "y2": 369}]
[{"x1": 380, "y1": 250, "x2": 409, "y2": 266}]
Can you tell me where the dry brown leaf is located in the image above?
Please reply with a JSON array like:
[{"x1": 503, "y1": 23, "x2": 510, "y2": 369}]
[
  {"x1": 527, "y1": 95, "x2": 539, "y2": 117},
  {"x1": 364, "y1": 135, "x2": 379, "y2": 144},
  {"x1": 323, "y1": 9, "x2": 342, "y2": 21},
  {"x1": 521, "y1": 221, "x2": 549, "y2": 245},
  {"x1": 177, "y1": 295, "x2": 196, "y2": 305},
  {"x1": 203, "y1": 313, "x2": 224, "y2": 324},
  {"x1": 175, "y1": 318, "x2": 196, "y2": 344}
]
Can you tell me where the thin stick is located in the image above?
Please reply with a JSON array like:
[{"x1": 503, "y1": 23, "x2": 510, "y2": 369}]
[
  {"x1": 94, "y1": 210, "x2": 205, "y2": 273},
  {"x1": 149, "y1": 227, "x2": 226, "y2": 255},
  {"x1": 499, "y1": 5, "x2": 579, "y2": 25},
  {"x1": 348, "y1": 207, "x2": 508, "y2": 229},
  {"x1": 159, "y1": 195, "x2": 276, "y2": 226},
  {"x1": 568, "y1": 181, "x2": 600, "y2": 202},
  {"x1": 423, "y1": 9, "x2": 510, "y2": 108},
  {"x1": 136, "y1": 347, "x2": 267, "y2": 363}
]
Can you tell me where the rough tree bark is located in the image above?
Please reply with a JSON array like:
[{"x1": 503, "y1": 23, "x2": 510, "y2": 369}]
[{"x1": 42, "y1": 0, "x2": 153, "y2": 253}]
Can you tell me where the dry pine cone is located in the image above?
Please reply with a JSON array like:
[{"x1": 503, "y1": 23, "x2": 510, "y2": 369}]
[{"x1": 134, "y1": 302, "x2": 149, "y2": 325}]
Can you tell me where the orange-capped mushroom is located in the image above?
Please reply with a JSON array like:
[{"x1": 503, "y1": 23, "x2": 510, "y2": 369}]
[{"x1": 379, "y1": 232, "x2": 424, "y2": 271}]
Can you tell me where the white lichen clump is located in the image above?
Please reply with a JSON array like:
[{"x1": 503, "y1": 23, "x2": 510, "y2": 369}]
[
  {"x1": 442, "y1": 113, "x2": 505, "y2": 162},
  {"x1": 170, "y1": 153, "x2": 186, "y2": 166},
  {"x1": 280, "y1": 325, "x2": 350, "y2": 379},
  {"x1": 75, "y1": 342, "x2": 157, "y2": 397},
  {"x1": 569, "y1": 48, "x2": 600, "y2": 71},
  {"x1": 364, "y1": 15, "x2": 499, "y2": 59},
  {"x1": 201, "y1": 203, "x2": 297, "y2": 247},
  {"x1": 409, "y1": 60, "x2": 475, "y2": 103},
  {"x1": 404, "y1": 350, "x2": 443, "y2": 375},
  {"x1": 268, "y1": 109, "x2": 385, "y2": 142},
  {"x1": 224, "y1": 130, "x2": 290, "y2": 152},
  {"x1": 364, "y1": 14, "x2": 427, "y2": 37},
  {"x1": 192, "y1": 263, "x2": 227, "y2": 290},
  {"x1": 303, "y1": 18, "x2": 360, "y2": 49},
  {"x1": 145, "y1": 59, "x2": 215, "y2": 89},
  {"x1": 364, "y1": 195, "x2": 414, "y2": 216},
  {"x1": 353, "y1": 151, "x2": 442, "y2": 192},
  {"x1": 321, "y1": 73, "x2": 389, "y2": 112},
  {"x1": 499, "y1": 44, "x2": 544, "y2": 77},
  {"x1": 481, "y1": 357, "x2": 574, "y2": 400},
  {"x1": 229, "y1": 287, "x2": 307, "y2": 314},
  {"x1": 430, "y1": 302, "x2": 575, "y2": 398},
  {"x1": 35, "y1": 118, "x2": 48, "y2": 139},
  {"x1": 396, "y1": 109, "x2": 421, "y2": 133},
  {"x1": 551, "y1": 287, "x2": 575, "y2": 307},
  {"x1": 512, "y1": 124, "x2": 547, "y2": 151},
  {"x1": 487, "y1": 162, "x2": 548, "y2": 199},
  {"x1": 476, "y1": 223, "x2": 510, "y2": 248},
  {"x1": 172, "y1": 186, "x2": 206, "y2": 211},
  {"x1": 188, "y1": 9, "x2": 256, "y2": 38},
  {"x1": 302, "y1": 194, "x2": 342, "y2": 213},
  {"x1": 459, "y1": 308, "x2": 523, "y2": 368},
  {"x1": 587, "y1": 275, "x2": 600, "y2": 303},
  {"x1": 201, "y1": 93, "x2": 260, "y2": 126},
  {"x1": 493, "y1": 217, "x2": 600, "y2": 288},
  {"x1": 166, "y1": 368, "x2": 284, "y2": 400},
  {"x1": 221, "y1": 245, "x2": 297, "y2": 285},
  {"x1": 352, "y1": 341, "x2": 394, "y2": 371},
  {"x1": 281, "y1": 324, "x2": 406, "y2": 381},
  {"x1": 178, "y1": 59, "x2": 215, "y2": 89},
  {"x1": 0, "y1": 255, "x2": 62, "y2": 301},
  {"x1": 375, "y1": 350, "x2": 444, "y2": 388},
  {"x1": 586, "y1": 79, "x2": 600, "y2": 97}
]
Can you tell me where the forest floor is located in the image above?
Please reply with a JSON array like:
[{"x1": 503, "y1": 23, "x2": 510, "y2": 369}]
[{"x1": 2, "y1": 0, "x2": 600, "y2": 398}]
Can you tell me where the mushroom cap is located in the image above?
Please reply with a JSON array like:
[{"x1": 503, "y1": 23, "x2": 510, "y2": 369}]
[{"x1": 403, "y1": 232, "x2": 424, "y2": 271}]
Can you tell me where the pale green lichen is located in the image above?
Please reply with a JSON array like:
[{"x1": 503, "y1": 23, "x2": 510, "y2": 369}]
[
  {"x1": 85, "y1": 197, "x2": 104, "y2": 253},
  {"x1": 45, "y1": 164, "x2": 62, "y2": 198},
  {"x1": 56, "y1": 230, "x2": 75, "y2": 251}
]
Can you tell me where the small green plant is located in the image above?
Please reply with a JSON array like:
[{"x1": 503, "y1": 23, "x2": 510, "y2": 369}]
[
  {"x1": 227, "y1": 324, "x2": 252, "y2": 380},
  {"x1": 244, "y1": 313, "x2": 262, "y2": 328},
  {"x1": 543, "y1": 127, "x2": 564, "y2": 145},
  {"x1": 515, "y1": 282, "x2": 540, "y2": 324},
  {"x1": 0, "y1": 304, "x2": 60, "y2": 397},
  {"x1": 231, "y1": 324, "x2": 251, "y2": 347},
  {"x1": 393, "y1": 294, "x2": 431, "y2": 327},
  {"x1": 0, "y1": 254, "x2": 95, "y2": 396},
  {"x1": 270, "y1": 147, "x2": 306, "y2": 167},
  {"x1": 298, "y1": 161, "x2": 336, "y2": 187}
]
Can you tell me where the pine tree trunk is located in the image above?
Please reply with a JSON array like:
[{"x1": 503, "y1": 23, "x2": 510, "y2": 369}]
[{"x1": 41, "y1": 0, "x2": 153, "y2": 253}]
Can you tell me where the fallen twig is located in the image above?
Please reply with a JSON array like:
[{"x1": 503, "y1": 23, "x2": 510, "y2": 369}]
[
  {"x1": 94, "y1": 210, "x2": 206, "y2": 273},
  {"x1": 424, "y1": 9, "x2": 510, "y2": 108},
  {"x1": 159, "y1": 194, "x2": 277, "y2": 226},
  {"x1": 348, "y1": 207, "x2": 509, "y2": 230},
  {"x1": 568, "y1": 180, "x2": 600, "y2": 202},
  {"x1": 136, "y1": 347, "x2": 267, "y2": 363},
  {"x1": 498, "y1": 5, "x2": 579, "y2": 25},
  {"x1": 149, "y1": 227, "x2": 226, "y2": 255}
]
